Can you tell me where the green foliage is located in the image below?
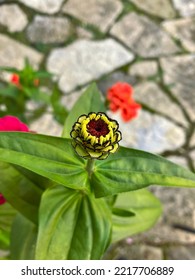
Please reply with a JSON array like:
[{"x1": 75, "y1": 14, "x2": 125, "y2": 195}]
[
  {"x1": 1, "y1": 133, "x2": 194, "y2": 200},
  {"x1": 11, "y1": 214, "x2": 37, "y2": 260},
  {"x1": 0, "y1": 83, "x2": 195, "y2": 260},
  {"x1": 0, "y1": 59, "x2": 67, "y2": 125},
  {"x1": 92, "y1": 146, "x2": 195, "y2": 197},
  {"x1": 51, "y1": 87, "x2": 68, "y2": 125},
  {"x1": 35, "y1": 186, "x2": 111, "y2": 260},
  {"x1": 0, "y1": 133, "x2": 87, "y2": 191},
  {"x1": 112, "y1": 189, "x2": 162, "y2": 243},
  {"x1": 0, "y1": 203, "x2": 16, "y2": 250},
  {"x1": 0, "y1": 162, "x2": 41, "y2": 224}
]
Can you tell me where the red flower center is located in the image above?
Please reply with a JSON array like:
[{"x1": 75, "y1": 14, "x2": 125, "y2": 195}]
[{"x1": 87, "y1": 119, "x2": 109, "y2": 138}]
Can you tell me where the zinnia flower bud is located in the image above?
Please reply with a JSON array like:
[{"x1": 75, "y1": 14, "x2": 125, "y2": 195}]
[{"x1": 70, "y1": 112, "x2": 122, "y2": 160}]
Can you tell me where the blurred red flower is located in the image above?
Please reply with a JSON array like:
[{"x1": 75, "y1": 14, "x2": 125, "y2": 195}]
[
  {"x1": 10, "y1": 74, "x2": 39, "y2": 88},
  {"x1": 10, "y1": 73, "x2": 21, "y2": 87},
  {"x1": 33, "y1": 78, "x2": 40, "y2": 87},
  {"x1": 107, "y1": 82, "x2": 141, "y2": 122},
  {"x1": 0, "y1": 115, "x2": 29, "y2": 205}
]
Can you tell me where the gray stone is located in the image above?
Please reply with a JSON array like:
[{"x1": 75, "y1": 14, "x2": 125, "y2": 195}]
[
  {"x1": 0, "y1": 104, "x2": 6, "y2": 112},
  {"x1": 76, "y1": 27, "x2": 93, "y2": 39},
  {"x1": 27, "y1": 16, "x2": 73, "y2": 44},
  {"x1": 130, "y1": 0, "x2": 176, "y2": 19},
  {"x1": 108, "y1": 109, "x2": 185, "y2": 154},
  {"x1": 165, "y1": 245, "x2": 195, "y2": 260},
  {"x1": 61, "y1": 89, "x2": 85, "y2": 110},
  {"x1": 173, "y1": 0, "x2": 195, "y2": 17},
  {"x1": 190, "y1": 131, "x2": 195, "y2": 147},
  {"x1": 63, "y1": 0, "x2": 123, "y2": 33},
  {"x1": 151, "y1": 182, "x2": 195, "y2": 231},
  {"x1": 110, "y1": 13, "x2": 179, "y2": 58},
  {"x1": 0, "y1": 34, "x2": 43, "y2": 69},
  {"x1": 47, "y1": 39, "x2": 134, "y2": 93},
  {"x1": 162, "y1": 17, "x2": 195, "y2": 52},
  {"x1": 140, "y1": 155, "x2": 195, "y2": 245},
  {"x1": 18, "y1": 0, "x2": 64, "y2": 14},
  {"x1": 0, "y1": 250, "x2": 9, "y2": 259},
  {"x1": 62, "y1": 73, "x2": 136, "y2": 122},
  {"x1": 140, "y1": 222, "x2": 195, "y2": 244},
  {"x1": 166, "y1": 155, "x2": 188, "y2": 167},
  {"x1": 139, "y1": 245, "x2": 163, "y2": 260},
  {"x1": 61, "y1": 75, "x2": 135, "y2": 111},
  {"x1": 139, "y1": 189, "x2": 195, "y2": 244},
  {"x1": 0, "y1": 4, "x2": 28, "y2": 32},
  {"x1": 160, "y1": 55, "x2": 195, "y2": 121},
  {"x1": 190, "y1": 150, "x2": 195, "y2": 170},
  {"x1": 105, "y1": 242, "x2": 163, "y2": 260},
  {"x1": 98, "y1": 71, "x2": 137, "y2": 95},
  {"x1": 30, "y1": 112, "x2": 63, "y2": 136},
  {"x1": 134, "y1": 81, "x2": 188, "y2": 127},
  {"x1": 129, "y1": 61, "x2": 158, "y2": 77}
]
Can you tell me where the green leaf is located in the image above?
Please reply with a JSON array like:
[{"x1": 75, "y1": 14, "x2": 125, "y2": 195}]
[
  {"x1": 0, "y1": 132, "x2": 88, "y2": 191},
  {"x1": 0, "y1": 66, "x2": 20, "y2": 73},
  {"x1": 112, "y1": 189, "x2": 162, "y2": 243},
  {"x1": 51, "y1": 87, "x2": 68, "y2": 125},
  {"x1": 0, "y1": 86, "x2": 19, "y2": 98},
  {"x1": 92, "y1": 146, "x2": 195, "y2": 197},
  {"x1": 35, "y1": 71, "x2": 53, "y2": 79},
  {"x1": 14, "y1": 166, "x2": 53, "y2": 190},
  {"x1": 23, "y1": 88, "x2": 50, "y2": 104},
  {"x1": 35, "y1": 185, "x2": 111, "y2": 260},
  {"x1": 62, "y1": 83, "x2": 106, "y2": 138},
  {"x1": 0, "y1": 162, "x2": 42, "y2": 224},
  {"x1": 112, "y1": 208, "x2": 135, "y2": 217},
  {"x1": 11, "y1": 214, "x2": 37, "y2": 260},
  {"x1": 0, "y1": 203, "x2": 16, "y2": 250}
]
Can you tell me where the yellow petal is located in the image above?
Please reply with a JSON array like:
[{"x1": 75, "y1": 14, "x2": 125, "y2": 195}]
[
  {"x1": 110, "y1": 143, "x2": 119, "y2": 153},
  {"x1": 78, "y1": 115, "x2": 87, "y2": 123}
]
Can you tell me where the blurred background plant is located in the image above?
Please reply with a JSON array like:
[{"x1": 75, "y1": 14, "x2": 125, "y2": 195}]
[{"x1": 0, "y1": 59, "x2": 68, "y2": 125}]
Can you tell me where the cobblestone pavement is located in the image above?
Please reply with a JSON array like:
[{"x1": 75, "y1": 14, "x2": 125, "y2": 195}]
[{"x1": 0, "y1": 0, "x2": 195, "y2": 260}]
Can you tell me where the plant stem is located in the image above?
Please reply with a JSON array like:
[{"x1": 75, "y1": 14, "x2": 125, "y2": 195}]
[{"x1": 86, "y1": 159, "x2": 95, "y2": 179}]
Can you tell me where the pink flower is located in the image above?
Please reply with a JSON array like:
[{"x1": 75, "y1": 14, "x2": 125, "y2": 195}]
[
  {"x1": 0, "y1": 115, "x2": 29, "y2": 132},
  {"x1": 107, "y1": 82, "x2": 141, "y2": 122},
  {"x1": 0, "y1": 194, "x2": 6, "y2": 205},
  {"x1": 0, "y1": 116, "x2": 29, "y2": 204}
]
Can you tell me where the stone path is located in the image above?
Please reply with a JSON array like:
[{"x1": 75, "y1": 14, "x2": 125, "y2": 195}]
[{"x1": 0, "y1": 0, "x2": 195, "y2": 260}]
